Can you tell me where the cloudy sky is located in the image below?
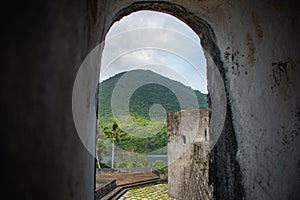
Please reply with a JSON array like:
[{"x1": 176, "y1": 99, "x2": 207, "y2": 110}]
[{"x1": 100, "y1": 10, "x2": 207, "y2": 93}]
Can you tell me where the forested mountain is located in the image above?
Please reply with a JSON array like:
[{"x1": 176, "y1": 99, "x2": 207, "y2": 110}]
[{"x1": 97, "y1": 69, "x2": 208, "y2": 153}]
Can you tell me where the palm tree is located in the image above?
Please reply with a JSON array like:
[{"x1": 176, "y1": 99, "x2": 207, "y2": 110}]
[{"x1": 103, "y1": 121, "x2": 126, "y2": 168}]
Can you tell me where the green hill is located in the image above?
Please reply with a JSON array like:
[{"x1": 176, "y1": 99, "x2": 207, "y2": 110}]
[{"x1": 97, "y1": 69, "x2": 208, "y2": 153}]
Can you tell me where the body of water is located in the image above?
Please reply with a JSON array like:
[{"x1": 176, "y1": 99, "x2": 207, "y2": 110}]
[{"x1": 102, "y1": 154, "x2": 168, "y2": 167}]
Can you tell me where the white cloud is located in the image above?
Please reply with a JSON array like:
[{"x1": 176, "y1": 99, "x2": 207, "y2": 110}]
[{"x1": 100, "y1": 10, "x2": 207, "y2": 93}]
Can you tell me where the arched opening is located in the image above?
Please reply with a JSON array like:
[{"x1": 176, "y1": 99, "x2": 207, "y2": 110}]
[
  {"x1": 97, "y1": 9, "x2": 207, "y2": 166},
  {"x1": 94, "y1": 8, "x2": 219, "y2": 199},
  {"x1": 82, "y1": 2, "x2": 240, "y2": 199}
]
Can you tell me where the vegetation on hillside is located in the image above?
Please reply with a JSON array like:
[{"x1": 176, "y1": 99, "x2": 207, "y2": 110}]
[{"x1": 97, "y1": 70, "x2": 208, "y2": 167}]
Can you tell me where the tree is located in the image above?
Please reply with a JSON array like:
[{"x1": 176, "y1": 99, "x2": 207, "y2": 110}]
[
  {"x1": 103, "y1": 121, "x2": 126, "y2": 168},
  {"x1": 151, "y1": 160, "x2": 165, "y2": 170}
]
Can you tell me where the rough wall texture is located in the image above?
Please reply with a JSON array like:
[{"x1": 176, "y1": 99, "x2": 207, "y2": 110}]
[
  {"x1": 2, "y1": 0, "x2": 300, "y2": 200},
  {"x1": 2, "y1": 1, "x2": 96, "y2": 199},
  {"x1": 168, "y1": 110, "x2": 210, "y2": 199}
]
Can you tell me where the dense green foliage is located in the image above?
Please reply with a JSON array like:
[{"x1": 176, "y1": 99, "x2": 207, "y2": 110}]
[
  {"x1": 151, "y1": 160, "x2": 165, "y2": 170},
  {"x1": 97, "y1": 70, "x2": 208, "y2": 155}
]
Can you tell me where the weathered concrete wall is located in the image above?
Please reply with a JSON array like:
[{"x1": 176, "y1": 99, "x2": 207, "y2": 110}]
[
  {"x1": 3, "y1": 0, "x2": 300, "y2": 200},
  {"x1": 168, "y1": 110, "x2": 210, "y2": 199},
  {"x1": 96, "y1": 2, "x2": 300, "y2": 198},
  {"x1": 205, "y1": 2, "x2": 300, "y2": 200},
  {"x1": 2, "y1": 1, "x2": 98, "y2": 199}
]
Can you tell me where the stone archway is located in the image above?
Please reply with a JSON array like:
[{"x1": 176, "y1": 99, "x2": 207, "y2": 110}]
[{"x1": 96, "y1": 2, "x2": 243, "y2": 199}]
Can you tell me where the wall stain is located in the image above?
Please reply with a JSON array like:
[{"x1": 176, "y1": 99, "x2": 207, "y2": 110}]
[
  {"x1": 252, "y1": 12, "x2": 264, "y2": 40},
  {"x1": 224, "y1": 47, "x2": 231, "y2": 61},
  {"x1": 246, "y1": 33, "x2": 256, "y2": 66},
  {"x1": 230, "y1": 50, "x2": 247, "y2": 76},
  {"x1": 271, "y1": 61, "x2": 289, "y2": 88}
]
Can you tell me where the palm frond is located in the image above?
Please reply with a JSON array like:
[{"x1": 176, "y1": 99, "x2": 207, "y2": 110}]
[{"x1": 112, "y1": 121, "x2": 118, "y2": 131}]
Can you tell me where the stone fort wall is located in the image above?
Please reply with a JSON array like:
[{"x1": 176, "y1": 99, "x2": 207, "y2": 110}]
[{"x1": 168, "y1": 110, "x2": 210, "y2": 199}]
